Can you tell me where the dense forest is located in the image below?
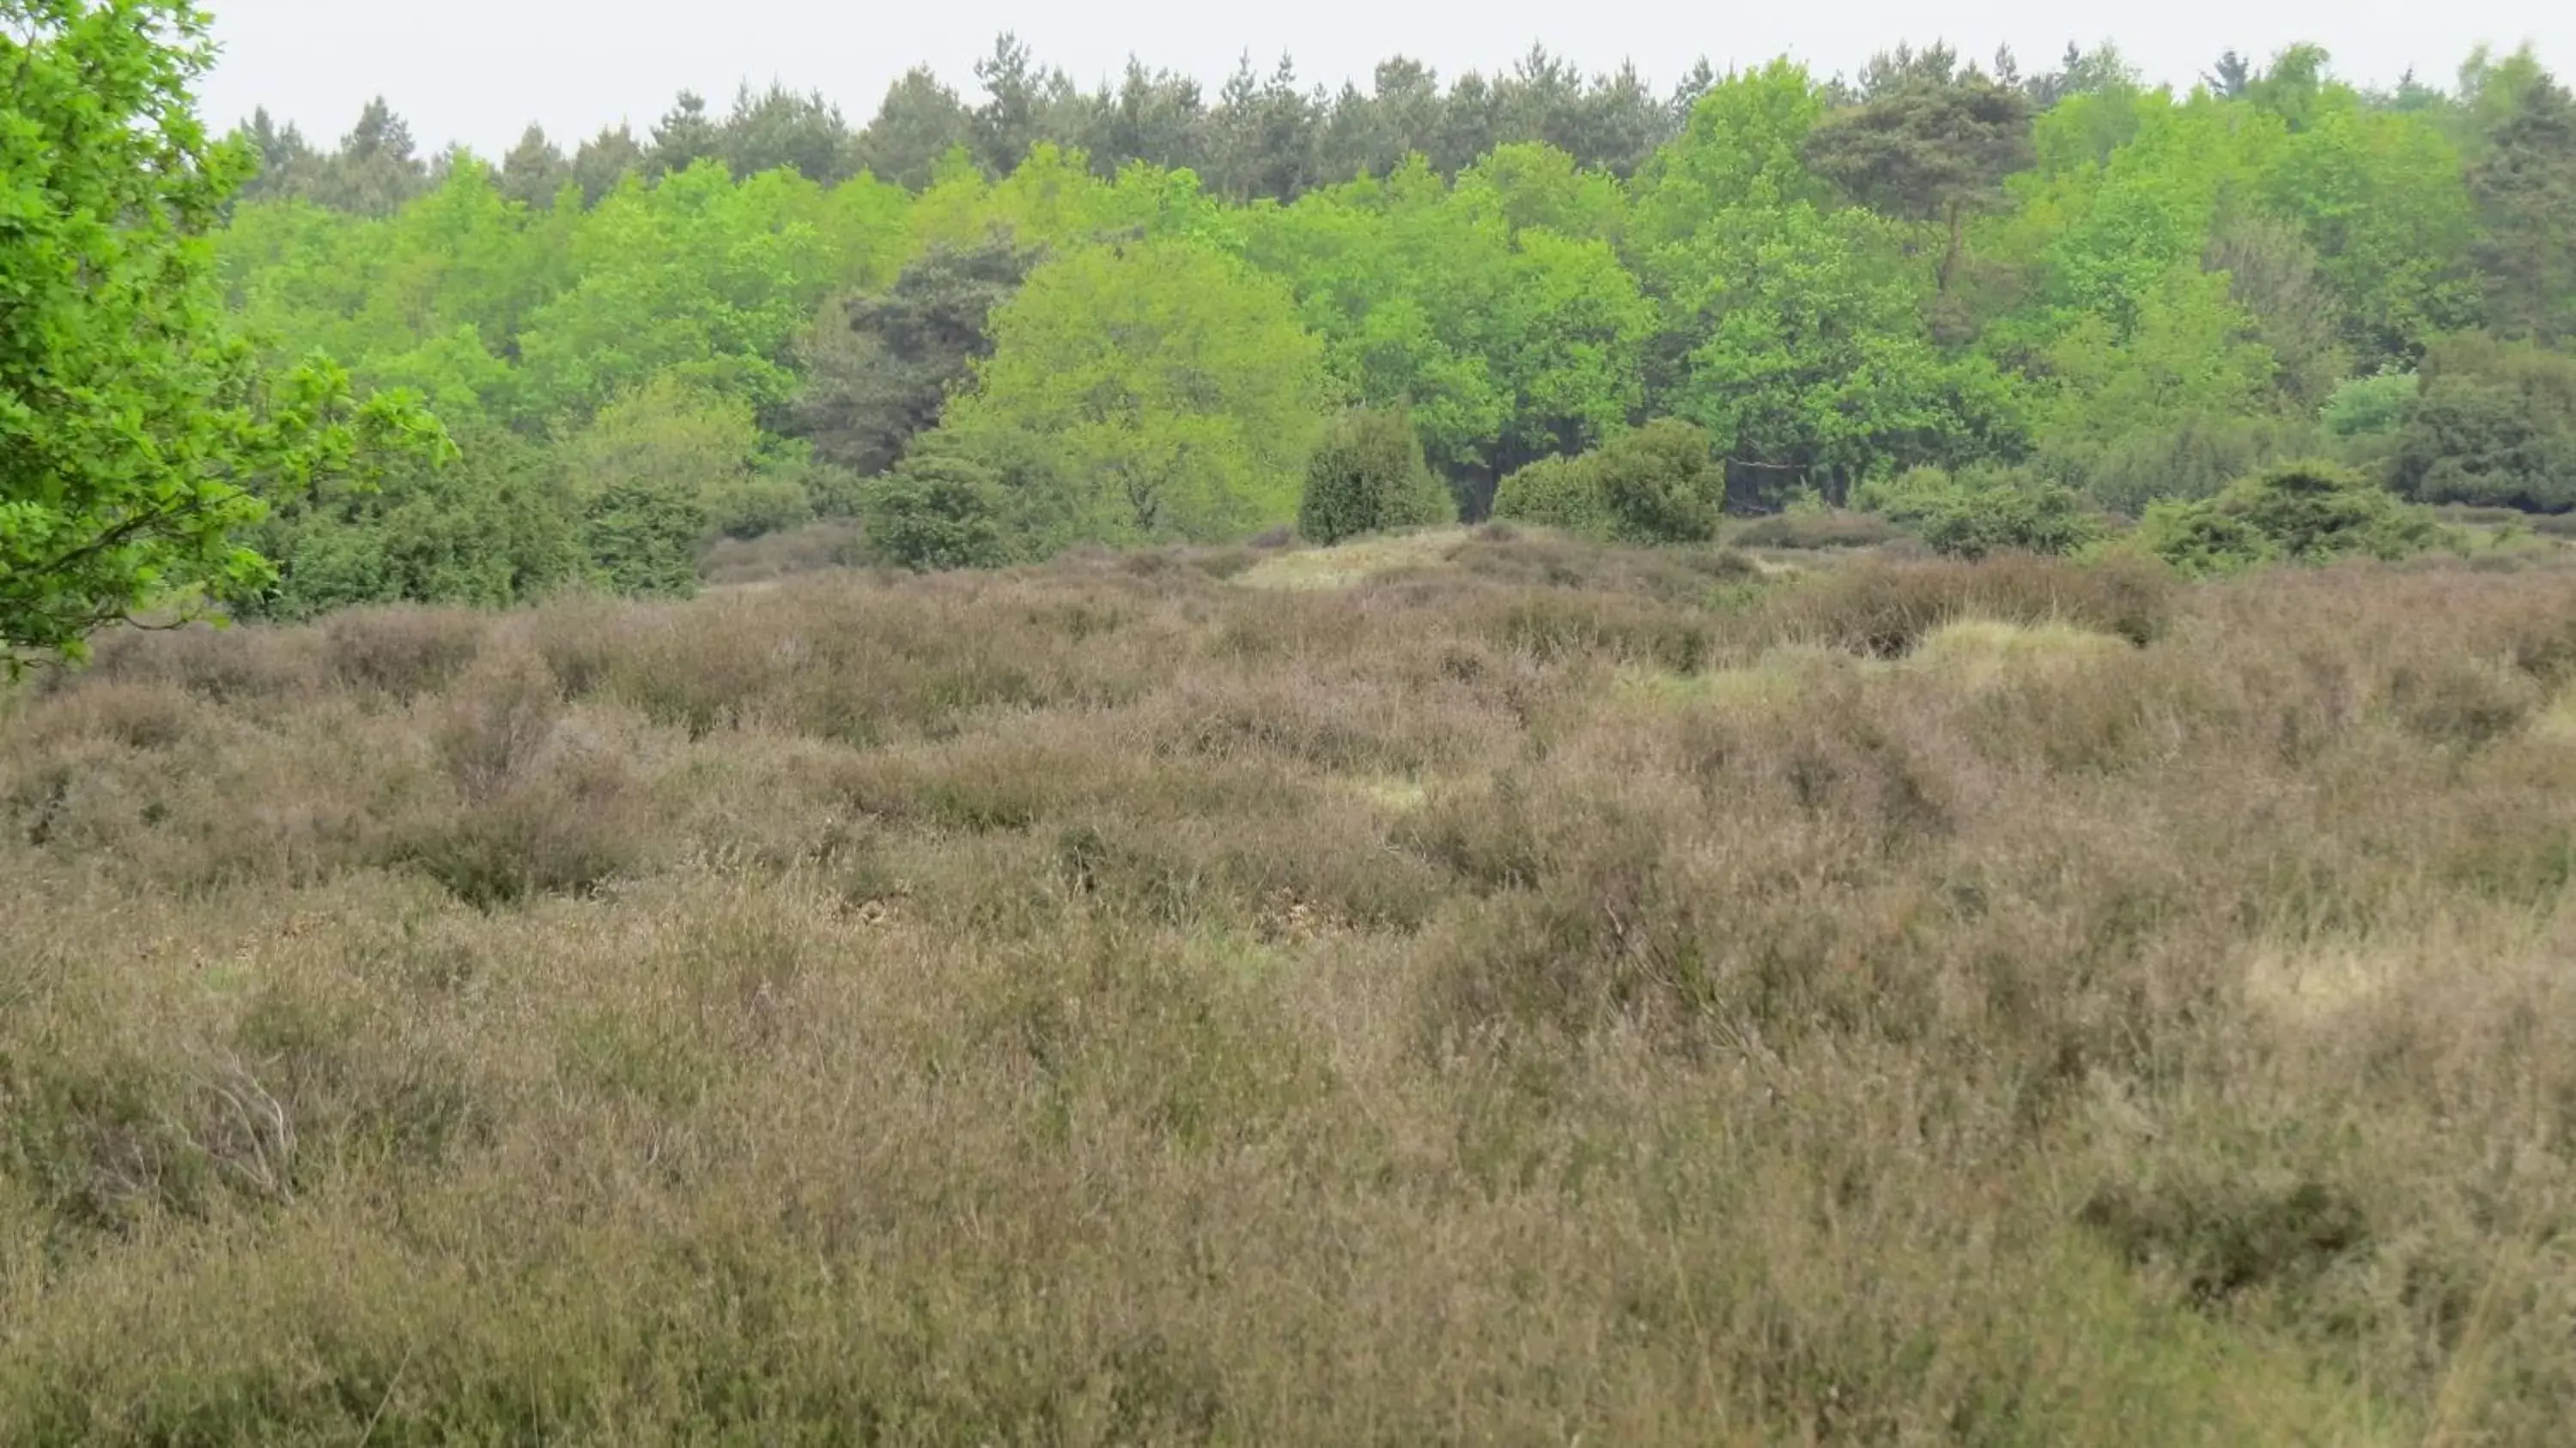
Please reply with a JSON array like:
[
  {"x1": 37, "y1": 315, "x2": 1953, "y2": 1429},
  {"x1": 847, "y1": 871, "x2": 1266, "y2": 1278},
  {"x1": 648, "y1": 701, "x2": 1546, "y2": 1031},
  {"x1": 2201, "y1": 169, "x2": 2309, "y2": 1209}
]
[{"x1": 208, "y1": 36, "x2": 2576, "y2": 612}]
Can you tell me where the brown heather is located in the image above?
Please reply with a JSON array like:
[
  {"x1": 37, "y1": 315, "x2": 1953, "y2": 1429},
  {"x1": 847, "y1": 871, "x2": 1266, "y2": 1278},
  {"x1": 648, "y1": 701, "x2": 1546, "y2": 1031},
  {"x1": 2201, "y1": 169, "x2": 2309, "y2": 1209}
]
[{"x1": 6, "y1": 528, "x2": 2576, "y2": 1444}]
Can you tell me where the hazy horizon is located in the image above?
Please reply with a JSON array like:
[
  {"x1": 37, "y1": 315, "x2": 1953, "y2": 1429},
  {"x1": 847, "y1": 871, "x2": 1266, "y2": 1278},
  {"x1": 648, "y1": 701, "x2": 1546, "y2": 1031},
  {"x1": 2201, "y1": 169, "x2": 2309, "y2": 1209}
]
[{"x1": 197, "y1": 1, "x2": 2571, "y2": 157}]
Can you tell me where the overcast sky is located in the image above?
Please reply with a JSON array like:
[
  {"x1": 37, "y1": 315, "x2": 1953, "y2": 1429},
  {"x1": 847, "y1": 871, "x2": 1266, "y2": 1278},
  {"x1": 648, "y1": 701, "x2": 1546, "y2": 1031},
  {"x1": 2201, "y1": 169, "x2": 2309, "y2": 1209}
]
[{"x1": 197, "y1": 1, "x2": 2571, "y2": 157}]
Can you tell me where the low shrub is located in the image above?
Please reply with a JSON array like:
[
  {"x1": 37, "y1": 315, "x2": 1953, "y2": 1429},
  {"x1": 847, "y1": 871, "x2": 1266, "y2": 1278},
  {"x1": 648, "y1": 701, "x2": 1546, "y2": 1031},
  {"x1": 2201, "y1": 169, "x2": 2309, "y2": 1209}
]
[
  {"x1": 1730, "y1": 510, "x2": 1904, "y2": 550},
  {"x1": 1759, "y1": 553, "x2": 2176, "y2": 655},
  {"x1": 2142, "y1": 459, "x2": 2442, "y2": 575},
  {"x1": 323, "y1": 607, "x2": 488, "y2": 700},
  {"x1": 1914, "y1": 471, "x2": 2102, "y2": 560}
]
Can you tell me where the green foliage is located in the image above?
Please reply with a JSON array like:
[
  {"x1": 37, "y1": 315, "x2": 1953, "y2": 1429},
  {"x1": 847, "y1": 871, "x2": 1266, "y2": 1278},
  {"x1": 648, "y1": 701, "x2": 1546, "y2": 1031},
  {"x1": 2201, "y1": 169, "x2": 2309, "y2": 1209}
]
[
  {"x1": 556, "y1": 378, "x2": 765, "y2": 594},
  {"x1": 2142, "y1": 459, "x2": 2439, "y2": 573},
  {"x1": 703, "y1": 474, "x2": 816, "y2": 540},
  {"x1": 931, "y1": 239, "x2": 1329, "y2": 547},
  {"x1": 252, "y1": 421, "x2": 580, "y2": 618},
  {"x1": 2080, "y1": 413, "x2": 2322, "y2": 515},
  {"x1": 859, "y1": 447, "x2": 1011, "y2": 571},
  {"x1": 2390, "y1": 334, "x2": 2576, "y2": 511},
  {"x1": 175, "y1": 33, "x2": 2576, "y2": 610},
  {"x1": 1297, "y1": 408, "x2": 1455, "y2": 545},
  {"x1": 1492, "y1": 419, "x2": 1722, "y2": 545},
  {"x1": 0, "y1": 0, "x2": 444, "y2": 670},
  {"x1": 1489, "y1": 454, "x2": 1609, "y2": 536},
  {"x1": 1911, "y1": 470, "x2": 2101, "y2": 558},
  {"x1": 1244, "y1": 154, "x2": 1655, "y2": 501},
  {"x1": 2319, "y1": 370, "x2": 2421, "y2": 439},
  {"x1": 580, "y1": 478, "x2": 706, "y2": 599},
  {"x1": 1590, "y1": 419, "x2": 1725, "y2": 544},
  {"x1": 788, "y1": 237, "x2": 1042, "y2": 477}
]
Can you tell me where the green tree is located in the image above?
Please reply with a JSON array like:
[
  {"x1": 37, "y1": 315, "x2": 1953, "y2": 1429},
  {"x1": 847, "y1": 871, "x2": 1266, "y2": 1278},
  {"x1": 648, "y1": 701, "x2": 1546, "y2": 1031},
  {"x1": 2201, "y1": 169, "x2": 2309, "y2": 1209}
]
[
  {"x1": 499, "y1": 125, "x2": 571, "y2": 209},
  {"x1": 932, "y1": 238, "x2": 1329, "y2": 547},
  {"x1": 1, "y1": 0, "x2": 441, "y2": 669},
  {"x1": 569, "y1": 124, "x2": 646, "y2": 204},
  {"x1": 517, "y1": 164, "x2": 842, "y2": 420},
  {"x1": 789, "y1": 237, "x2": 1042, "y2": 477},
  {"x1": 1297, "y1": 407, "x2": 1453, "y2": 544},
  {"x1": 1801, "y1": 71, "x2": 2033, "y2": 291},
  {"x1": 857, "y1": 68, "x2": 976, "y2": 190},
  {"x1": 2467, "y1": 73, "x2": 2576, "y2": 345},
  {"x1": 300, "y1": 96, "x2": 428, "y2": 216}
]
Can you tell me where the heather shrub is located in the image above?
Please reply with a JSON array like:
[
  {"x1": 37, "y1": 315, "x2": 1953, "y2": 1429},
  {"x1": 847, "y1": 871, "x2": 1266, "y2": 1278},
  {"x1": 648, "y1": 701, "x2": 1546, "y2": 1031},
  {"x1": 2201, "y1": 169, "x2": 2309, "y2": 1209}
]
[
  {"x1": 323, "y1": 606, "x2": 488, "y2": 699},
  {"x1": 1760, "y1": 553, "x2": 2176, "y2": 655},
  {"x1": 1730, "y1": 509, "x2": 1903, "y2": 550},
  {"x1": 10, "y1": 537, "x2": 2576, "y2": 1445}
]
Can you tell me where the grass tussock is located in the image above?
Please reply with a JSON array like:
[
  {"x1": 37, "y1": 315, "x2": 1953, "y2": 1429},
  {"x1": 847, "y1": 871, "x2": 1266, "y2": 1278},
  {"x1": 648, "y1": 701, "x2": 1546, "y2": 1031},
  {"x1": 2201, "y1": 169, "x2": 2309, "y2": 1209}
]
[{"x1": 6, "y1": 532, "x2": 2576, "y2": 1443}]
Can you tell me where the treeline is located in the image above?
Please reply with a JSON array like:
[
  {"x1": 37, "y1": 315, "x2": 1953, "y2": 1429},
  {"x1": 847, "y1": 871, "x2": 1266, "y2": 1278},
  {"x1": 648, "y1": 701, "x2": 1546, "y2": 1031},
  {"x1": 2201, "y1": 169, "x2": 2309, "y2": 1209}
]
[{"x1": 215, "y1": 37, "x2": 2576, "y2": 612}]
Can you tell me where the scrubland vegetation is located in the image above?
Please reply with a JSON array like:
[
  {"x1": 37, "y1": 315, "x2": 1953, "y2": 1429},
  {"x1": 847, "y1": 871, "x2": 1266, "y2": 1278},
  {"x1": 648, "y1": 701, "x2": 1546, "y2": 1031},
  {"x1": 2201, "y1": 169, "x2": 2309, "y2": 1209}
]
[
  {"x1": 9, "y1": 531, "x2": 2576, "y2": 1442},
  {"x1": 12, "y1": 4, "x2": 2576, "y2": 1442}
]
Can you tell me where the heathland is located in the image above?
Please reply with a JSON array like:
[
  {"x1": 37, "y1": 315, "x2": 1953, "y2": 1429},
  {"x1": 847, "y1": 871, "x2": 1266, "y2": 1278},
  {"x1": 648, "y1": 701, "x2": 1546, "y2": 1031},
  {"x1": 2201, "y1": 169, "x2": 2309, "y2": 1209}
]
[{"x1": 8, "y1": 530, "x2": 2576, "y2": 1443}]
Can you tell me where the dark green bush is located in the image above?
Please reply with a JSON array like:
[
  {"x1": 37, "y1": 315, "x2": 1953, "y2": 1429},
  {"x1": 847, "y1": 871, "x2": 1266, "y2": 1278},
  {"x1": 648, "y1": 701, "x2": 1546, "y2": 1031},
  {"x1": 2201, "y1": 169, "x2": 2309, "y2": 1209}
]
[
  {"x1": 252, "y1": 423, "x2": 582, "y2": 619},
  {"x1": 860, "y1": 447, "x2": 1011, "y2": 572},
  {"x1": 1296, "y1": 407, "x2": 1454, "y2": 545},
  {"x1": 1593, "y1": 419, "x2": 1723, "y2": 544},
  {"x1": 1913, "y1": 470, "x2": 2102, "y2": 559},
  {"x1": 2391, "y1": 334, "x2": 2576, "y2": 512}
]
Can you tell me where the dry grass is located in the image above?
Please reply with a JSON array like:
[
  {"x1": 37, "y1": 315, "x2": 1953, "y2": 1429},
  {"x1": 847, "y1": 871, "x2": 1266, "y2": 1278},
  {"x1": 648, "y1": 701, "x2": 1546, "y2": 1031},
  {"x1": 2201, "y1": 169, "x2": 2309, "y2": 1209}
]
[{"x1": 6, "y1": 532, "x2": 2576, "y2": 1444}]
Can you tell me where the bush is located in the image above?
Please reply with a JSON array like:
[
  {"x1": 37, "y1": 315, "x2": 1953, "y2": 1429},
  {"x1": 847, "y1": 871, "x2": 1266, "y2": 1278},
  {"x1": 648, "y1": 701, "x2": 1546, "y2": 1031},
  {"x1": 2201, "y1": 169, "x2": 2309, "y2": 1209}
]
[
  {"x1": 2391, "y1": 335, "x2": 2576, "y2": 512},
  {"x1": 251, "y1": 422, "x2": 582, "y2": 619},
  {"x1": 860, "y1": 448, "x2": 1011, "y2": 572},
  {"x1": 1491, "y1": 419, "x2": 1720, "y2": 545},
  {"x1": 703, "y1": 474, "x2": 817, "y2": 541},
  {"x1": 581, "y1": 476, "x2": 707, "y2": 599},
  {"x1": 1913, "y1": 470, "x2": 2101, "y2": 560},
  {"x1": 2142, "y1": 459, "x2": 2441, "y2": 575},
  {"x1": 1856, "y1": 466, "x2": 2099, "y2": 560},
  {"x1": 1296, "y1": 407, "x2": 1455, "y2": 545},
  {"x1": 1491, "y1": 454, "x2": 1608, "y2": 536},
  {"x1": 1592, "y1": 419, "x2": 1722, "y2": 544},
  {"x1": 1850, "y1": 465, "x2": 1958, "y2": 526}
]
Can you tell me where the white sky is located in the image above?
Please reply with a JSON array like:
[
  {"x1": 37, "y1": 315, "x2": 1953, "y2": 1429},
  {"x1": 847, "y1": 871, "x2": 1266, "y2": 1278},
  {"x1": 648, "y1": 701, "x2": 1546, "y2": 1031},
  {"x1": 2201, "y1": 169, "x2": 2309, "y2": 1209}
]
[{"x1": 197, "y1": 0, "x2": 2571, "y2": 156}]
